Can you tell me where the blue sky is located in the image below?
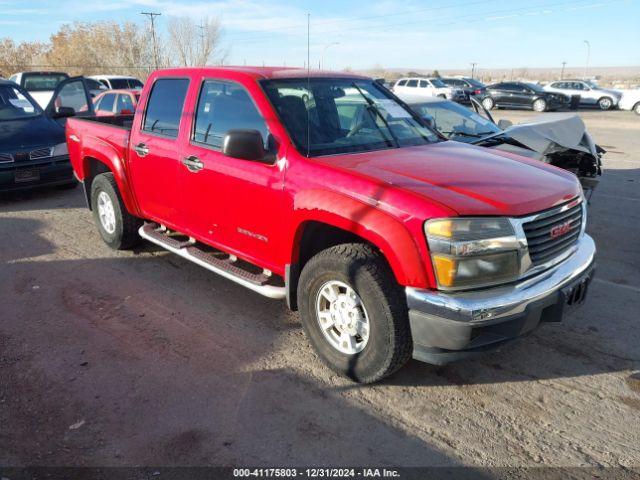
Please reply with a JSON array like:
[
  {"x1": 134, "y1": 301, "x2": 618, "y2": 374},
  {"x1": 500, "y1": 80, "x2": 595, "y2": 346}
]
[{"x1": 1, "y1": 0, "x2": 639, "y2": 70}]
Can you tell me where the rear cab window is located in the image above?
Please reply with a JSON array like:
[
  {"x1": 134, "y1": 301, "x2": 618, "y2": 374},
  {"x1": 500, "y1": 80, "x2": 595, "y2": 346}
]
[{"x1": 142, "y1": 78, "x2": 190, "y2": 138}]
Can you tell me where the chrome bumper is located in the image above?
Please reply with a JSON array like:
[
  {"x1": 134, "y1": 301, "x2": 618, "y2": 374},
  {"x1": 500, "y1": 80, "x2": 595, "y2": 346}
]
[{"x1": 406, "y1": 234, "x2": 596, "y2": 364}]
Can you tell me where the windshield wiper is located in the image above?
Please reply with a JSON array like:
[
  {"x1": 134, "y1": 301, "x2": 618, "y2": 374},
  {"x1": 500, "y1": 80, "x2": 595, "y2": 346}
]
[
  {"x1": 351, "y1": 82, "x2": 399, "y2": 148},
  {"x1": 442, "y1": 131, "x2": 498, "y2": 139}
]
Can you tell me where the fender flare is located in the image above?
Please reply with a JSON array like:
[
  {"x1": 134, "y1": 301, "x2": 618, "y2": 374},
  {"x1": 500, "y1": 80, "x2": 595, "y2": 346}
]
[
  {"x1": 80, "y1": 138, "x2": 141, "y2": 216},
  {"x1": 290, "y1": 189, "x2": 431, "y2": 288}
]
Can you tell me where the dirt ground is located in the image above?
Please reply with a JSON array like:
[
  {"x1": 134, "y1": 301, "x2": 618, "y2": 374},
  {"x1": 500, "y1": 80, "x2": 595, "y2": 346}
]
[{"x1": 1, "y1": 109, "x2": 639, "y2": 469}]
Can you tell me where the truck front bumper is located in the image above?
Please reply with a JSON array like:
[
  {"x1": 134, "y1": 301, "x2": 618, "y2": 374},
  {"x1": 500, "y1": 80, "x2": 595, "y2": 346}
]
[{"x1": 406, "y1": 234, "x2": 596, "y2": 365}]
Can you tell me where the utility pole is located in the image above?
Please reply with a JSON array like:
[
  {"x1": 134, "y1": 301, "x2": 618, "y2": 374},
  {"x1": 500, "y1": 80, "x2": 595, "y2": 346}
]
[
  {"x1": 141, "y1": 12, "x2": 161, "y2": 70},
  {"x1": 561, "y1": 61, "x2": 567, "y2": 79},
  {"x1": 197, "y1": 20, "x2": 206, "y2": 65},
  {"x1": 470, "y1": 62, "x2": 477, "y2": 79},
  {"x1": 583, "y1": 40, "x2": 590, "y2": 79}
]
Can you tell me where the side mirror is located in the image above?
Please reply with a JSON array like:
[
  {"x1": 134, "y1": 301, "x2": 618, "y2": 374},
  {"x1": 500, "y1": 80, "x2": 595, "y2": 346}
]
[
  {"x1": 222, "y1": 129, "x2": 267, "y2": 162},
  {"x1": 497, "y1": 119, "x2": 513, "y2": 129},
  {"x1": 53, "y1": 106, "x2": 76, "y2": 119}
]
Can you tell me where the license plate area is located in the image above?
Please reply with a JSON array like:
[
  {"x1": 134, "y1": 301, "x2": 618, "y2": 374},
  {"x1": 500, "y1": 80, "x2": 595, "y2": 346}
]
[{"x1": 15, "y1": 167, "x2": 40, "y2": 183}]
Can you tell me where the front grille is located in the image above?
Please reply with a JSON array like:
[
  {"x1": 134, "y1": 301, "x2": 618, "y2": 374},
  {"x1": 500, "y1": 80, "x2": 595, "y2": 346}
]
[
  {"x1": 29, "y1": 147, "x2": 53, "y2": 160},
  {"x1": 0, "y1": 153, "x2": 13, "y2": 163},
  {"x1": 523, "y1": 200, "x2": 582, "y2": 266}
]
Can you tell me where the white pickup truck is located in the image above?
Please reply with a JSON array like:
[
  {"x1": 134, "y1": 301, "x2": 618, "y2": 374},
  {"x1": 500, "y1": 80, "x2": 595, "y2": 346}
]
[{"x1": 9, "y1": 71, "x2": 69, "y2": 108}]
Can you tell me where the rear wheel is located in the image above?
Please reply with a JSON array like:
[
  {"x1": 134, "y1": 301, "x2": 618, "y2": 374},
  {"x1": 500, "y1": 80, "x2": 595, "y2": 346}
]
[
  {"x1": 90, "y1": 173, "x2": 142, "y2": 250},
  {"x1": 598, "y1": 97, "x2": 613, "y2": 110},
  {"x1": 532, "y1": 98, "x2": 547, "y2": 112},
  {"x1": 482, "y1": 97, "x2": 495, "y2": 110},
  {"x1": 298, "y1": 243, "x2": 412, "y2": 383},
  {"x1": 633, "y1": 102, "x2": 640, "y2": 115}
]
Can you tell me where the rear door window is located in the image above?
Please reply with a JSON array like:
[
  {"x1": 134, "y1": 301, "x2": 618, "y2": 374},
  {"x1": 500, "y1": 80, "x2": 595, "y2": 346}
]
[
  {"x1": 406, "y1": 79, "x2": 418, "y2": 87},
  {"x1": 192, "y1": 80, "x2": 269, "y2": 150},
  {"x1": 419, "y1": 80, "x2": 428, "y2": 88},
  {"x1": 143, "y1": 78, "x2": 189, "y2": 138}
]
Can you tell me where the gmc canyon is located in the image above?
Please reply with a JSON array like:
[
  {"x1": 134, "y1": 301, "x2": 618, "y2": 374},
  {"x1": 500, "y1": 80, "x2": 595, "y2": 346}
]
[{"x1": 61, "y1": 67, "x2": 596, "y2": 383}]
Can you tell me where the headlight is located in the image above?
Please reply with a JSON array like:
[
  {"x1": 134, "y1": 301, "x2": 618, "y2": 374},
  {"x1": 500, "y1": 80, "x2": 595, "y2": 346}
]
[
  {"x1": 52, "y1": 142, "x2": 68, "y2": 157},
  {"x1": 425, "y1": 218, "x2": 521, "y2": 290}
]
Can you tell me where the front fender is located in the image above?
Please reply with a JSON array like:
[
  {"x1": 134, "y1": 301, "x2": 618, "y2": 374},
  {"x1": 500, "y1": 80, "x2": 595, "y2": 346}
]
[{"x1": 291, "y1": 188, "x2": 431, "y2": 288}]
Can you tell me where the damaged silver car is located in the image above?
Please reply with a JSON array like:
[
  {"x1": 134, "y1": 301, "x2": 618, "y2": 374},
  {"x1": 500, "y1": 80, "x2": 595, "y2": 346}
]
[{"x1": 399, "y1": 94, "x2": 603, "y2": 193}]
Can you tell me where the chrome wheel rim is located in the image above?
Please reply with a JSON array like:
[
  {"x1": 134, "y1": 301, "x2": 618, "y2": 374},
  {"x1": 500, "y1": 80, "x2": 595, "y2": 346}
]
[
  {"x1": 482, "y1": 98, "x2": 493, "y2": 110},
  {"x1": 315, "y1": 280, "x2": 370, "y2": 355},
  {"x1": 600, "y1": 98, "x2": 611, "y2": 110},
  {"x1": 635, "y1": 104, "x2": 640, "y2": 115},
  {"x1": 533, "y1": 100, "x2": 545, "y2": 112},
  {"x1": 97, "y1": 191, "x2": 116, "y2": 234}
]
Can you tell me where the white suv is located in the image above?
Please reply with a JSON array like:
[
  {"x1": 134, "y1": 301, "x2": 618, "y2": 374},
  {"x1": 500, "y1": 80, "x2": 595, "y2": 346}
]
[
  {"x1": 393, "y1": 77, "x2": 465, "y2": 102},
  {"x1": 544, "y1": 79, "x2": 621, "y2": 110}
]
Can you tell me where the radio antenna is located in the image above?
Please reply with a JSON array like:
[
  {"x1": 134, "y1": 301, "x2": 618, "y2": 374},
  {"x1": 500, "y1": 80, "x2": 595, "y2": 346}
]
[{"x1": 306, "y1": 13, "x2": 310, "y2": 158}]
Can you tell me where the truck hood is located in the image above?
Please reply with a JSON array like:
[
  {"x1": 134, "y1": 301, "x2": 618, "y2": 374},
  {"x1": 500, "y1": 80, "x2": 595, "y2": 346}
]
[{"x1": 319, "y1": 141, "x2": 581, "y2": 216}]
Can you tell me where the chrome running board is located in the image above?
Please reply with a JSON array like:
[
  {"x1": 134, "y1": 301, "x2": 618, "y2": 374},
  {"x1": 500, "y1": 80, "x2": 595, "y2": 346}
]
[{"x1": 139, "y1": 223, "x2": 286, "y2": 300}]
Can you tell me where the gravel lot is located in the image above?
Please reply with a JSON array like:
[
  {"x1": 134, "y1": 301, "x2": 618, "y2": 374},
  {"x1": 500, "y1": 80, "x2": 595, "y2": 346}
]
[{"x1": 1, "y1": 109, "x2": 639, "y2": 469}]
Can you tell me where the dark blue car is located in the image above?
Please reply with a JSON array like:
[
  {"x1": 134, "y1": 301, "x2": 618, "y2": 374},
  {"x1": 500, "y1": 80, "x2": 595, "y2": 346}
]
[{"x1": 0, "y1": 79, "x2": 76, "y2": 192}]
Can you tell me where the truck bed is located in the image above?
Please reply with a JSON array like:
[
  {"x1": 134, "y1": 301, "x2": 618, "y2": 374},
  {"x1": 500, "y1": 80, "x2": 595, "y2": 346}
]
[{"x1": 66, "y1": 115, "x2": 133, "y2": 184}]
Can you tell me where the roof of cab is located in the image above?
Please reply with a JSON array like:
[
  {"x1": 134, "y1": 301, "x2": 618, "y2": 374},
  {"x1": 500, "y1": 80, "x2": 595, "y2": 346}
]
[{"x1": 152, "y1": 66, "x2": 368, "y2": 80}]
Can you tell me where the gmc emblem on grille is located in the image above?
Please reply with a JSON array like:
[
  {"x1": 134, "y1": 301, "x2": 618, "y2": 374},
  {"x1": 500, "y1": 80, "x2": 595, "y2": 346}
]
[{"x1": 550, "y1": 221, "x2": 573, "y2": 239}]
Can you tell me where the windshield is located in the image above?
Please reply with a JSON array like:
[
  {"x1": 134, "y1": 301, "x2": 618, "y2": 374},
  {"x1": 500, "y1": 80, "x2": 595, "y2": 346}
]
[
  {"x1": 466, "y1": 78, "x2": 485, "y2": 89},
  {"x1": 583, "y1": 80, "x2": 599, "y2": 89},
  {"x1": 0, "y1": 84, "x2": 41, "y2": 120},
  {"x1": 410, "y1": 100, "x2": 501, "y2": 142},
  {"x1": 21, "y1": 73, "x2": 68, "y2": 92},
  {"x1": 429, "y1": 78, "x2": 447, "y2": 88},
  {"x1": 262, "y1": 78, "x2": 439, "y2": 157}
]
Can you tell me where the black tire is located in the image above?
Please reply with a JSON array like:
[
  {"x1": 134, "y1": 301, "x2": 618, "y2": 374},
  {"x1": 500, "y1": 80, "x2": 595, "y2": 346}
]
[
  {"x1": 633, "y1": 102, "x2": 640, "y2": 115},
  {"x1": 90, "y1": 173, "x2": 142, "y2": 250},
  {"x1": 298, "y1": 243, "x2": 412, "y2": 383},
  {"x1": 532, "y1": 98, "x2": 547, "y2": 112},
  {"x1": 598, "y1": 96, "x2": 613, "y2": 110},
  {"x1": 482, "y1": 97, "x2": 495, "y2": 110}
]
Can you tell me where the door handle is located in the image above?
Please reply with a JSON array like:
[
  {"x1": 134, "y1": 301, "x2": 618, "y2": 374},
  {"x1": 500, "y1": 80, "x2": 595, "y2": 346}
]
[
  {"x1": 182, "y1": 155, "x2": 204, "y2": 172},
  {"x1": 134, "y1": 143, "x2": 149, "y2": 157}
]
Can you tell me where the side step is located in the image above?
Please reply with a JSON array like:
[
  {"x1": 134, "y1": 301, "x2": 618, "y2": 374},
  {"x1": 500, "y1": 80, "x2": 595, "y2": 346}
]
[{"x1": 139, "y1": 223, "x2": 286, "y2": 299}]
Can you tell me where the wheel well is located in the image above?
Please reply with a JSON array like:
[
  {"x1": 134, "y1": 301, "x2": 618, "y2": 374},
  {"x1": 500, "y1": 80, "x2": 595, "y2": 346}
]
[
  {"x1": 286, "y1": 221, "x2": 378, "y2": 311},
  {"x1": 83, "y1": 157, "x2": 112, "y2": 209}
]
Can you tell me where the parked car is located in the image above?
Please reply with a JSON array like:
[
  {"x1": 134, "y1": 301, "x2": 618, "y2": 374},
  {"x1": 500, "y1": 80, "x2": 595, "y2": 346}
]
[
  {"x1": 440, "y1": 77, "x2": 487, "y2": 102},
  {"x1": 8, "y1": 71, "x2": 69, "y2": 108},
  {"x1": 62, "y1": 67, "x2": 595, "y2": 383},
  {"x1": 479, "y1": 82, "x2": 571, "y2": 112},
  {"x1": 618, "y1": 89, "x2": 640, "y2": 115},
  {"x1": 398, "y1": 94, "x2": 603, "y2": 192},
  {"x1": 393, "y1": 77, "x2": 466, "y2": 102},
  {"x1": 89, "y1": 75, "x2": 144, "y2": 90},
  {"x1": 91, "y1": 89, "x2": 140, "y2": 116},
  {"x1": 0, "y1": 79, "x2": 79, "y2": 192},
  {"x1": 544, "y1": 79, "x2": 622, "y2": 110}
]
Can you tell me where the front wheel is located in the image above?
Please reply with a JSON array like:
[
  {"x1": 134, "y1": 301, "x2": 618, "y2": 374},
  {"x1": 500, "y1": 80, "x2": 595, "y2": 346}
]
[
  {"x1": 634, "y1": 102, "x2": 640, "y2": 115},
  {"x1": 482, "y1": 97, "x2": 495, "y2": 110},
  {"x1": 298, "y1": 244, "x2": 412, "y2": 383},
  {"x1": 532, "y1": 98, "x2": 547, "y2": 112},
  {"x1": 90, "y1": 173, "x2": 142, "y2": 250},
  {"x1": 598, "y1": 97, "x2": 613, "y2": 110}
]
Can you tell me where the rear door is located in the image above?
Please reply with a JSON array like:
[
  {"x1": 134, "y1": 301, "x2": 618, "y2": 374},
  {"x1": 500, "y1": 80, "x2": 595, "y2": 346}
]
[
  {"x1": 180, "y1": 77, "x2": 285, "y2": 271},
  {"x1": 128, "y1": 77, "x2": 190, "y2": 228}
]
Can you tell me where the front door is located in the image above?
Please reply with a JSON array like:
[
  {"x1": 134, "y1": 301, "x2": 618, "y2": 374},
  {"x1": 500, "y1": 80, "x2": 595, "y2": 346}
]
[
  {"x1": 180, "y1": 78, "x2": 285, "y2": 271},
  {"x1": 45, "y1": 77, "x2": 95, "y2": 126},
  {"x1": 128, "y1": 77, "x2": 190, "y2": 228}
]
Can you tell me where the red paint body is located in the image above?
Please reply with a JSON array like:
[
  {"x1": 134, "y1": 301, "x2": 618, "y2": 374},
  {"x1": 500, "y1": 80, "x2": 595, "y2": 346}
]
[{"x1": 66, "y1": 67, "x2": 581, "y2": 290}]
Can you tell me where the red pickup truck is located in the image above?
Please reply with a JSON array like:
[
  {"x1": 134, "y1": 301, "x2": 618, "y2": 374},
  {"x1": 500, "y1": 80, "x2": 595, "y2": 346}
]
[{"x1": 61, "y1": 67, "x2": 596, "y2": 383}]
